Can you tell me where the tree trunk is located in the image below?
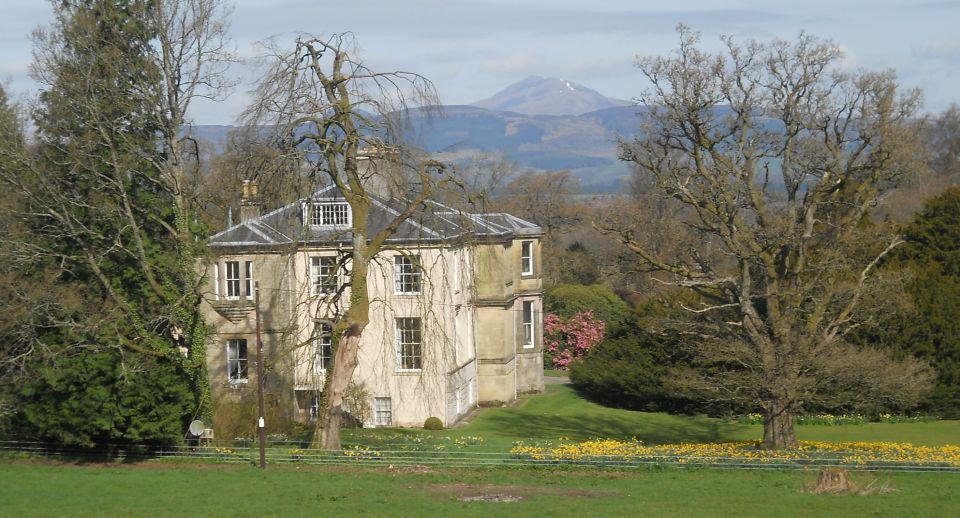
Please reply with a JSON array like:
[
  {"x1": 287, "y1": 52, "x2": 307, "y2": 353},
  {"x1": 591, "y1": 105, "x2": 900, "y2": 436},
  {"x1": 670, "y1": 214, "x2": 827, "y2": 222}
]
[
  {"x1": 762, "y1": 399, "x2": 797, "y2": 449},
  {"x1": 317, "y1": 406, "x2": 343, "y2": 451},
  {"x1": 813, "y1": 468, "x2": 855, "y2": 493},
  {"x1": 312, "y1": 328, "x2": 363, "y2": 450}
]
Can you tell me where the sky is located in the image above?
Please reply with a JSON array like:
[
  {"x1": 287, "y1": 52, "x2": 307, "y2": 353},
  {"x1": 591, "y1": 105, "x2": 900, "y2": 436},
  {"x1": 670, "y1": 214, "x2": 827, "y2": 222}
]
[{"x1": 2, "y1": 0, "x2": 958, "y2": 125}]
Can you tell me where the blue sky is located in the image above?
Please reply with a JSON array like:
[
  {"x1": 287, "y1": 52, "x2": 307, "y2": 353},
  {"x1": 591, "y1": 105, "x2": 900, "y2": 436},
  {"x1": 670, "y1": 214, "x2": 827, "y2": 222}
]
[{"x1": 2, "y1": 0, "x2": 958, "y2": 124}]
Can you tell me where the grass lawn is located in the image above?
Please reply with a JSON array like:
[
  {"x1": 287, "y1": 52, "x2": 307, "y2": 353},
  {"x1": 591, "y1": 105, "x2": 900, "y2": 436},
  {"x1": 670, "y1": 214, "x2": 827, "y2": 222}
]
[
  {"x1": 794, "y1": 422, "x2": 960, "y2": 446},
  {"x1": 2, "y1": 461, "x2": 959, "y2": 517},
  {"x1": 4, "y1": 383, "x2": 959, "y2": 516},
  {"x1": 431, "y1": 385, "x2": 960, "y2": 450},
  {"x1": 447, "y1": 385, "x2": 753, "y2": 450}
]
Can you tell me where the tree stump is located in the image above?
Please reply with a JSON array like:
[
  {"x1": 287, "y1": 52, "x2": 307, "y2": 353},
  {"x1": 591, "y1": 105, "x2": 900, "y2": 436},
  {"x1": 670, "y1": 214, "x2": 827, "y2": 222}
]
[{"x1": 813, "y1": 467, "x2": 855, "y2": 493}]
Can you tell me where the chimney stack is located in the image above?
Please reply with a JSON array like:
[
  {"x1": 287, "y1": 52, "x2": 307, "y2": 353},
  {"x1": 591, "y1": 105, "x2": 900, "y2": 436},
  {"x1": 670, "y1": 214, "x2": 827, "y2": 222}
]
[
  {"x1": 239, "y1": 179, "x2": 262, "y2": 223},
  {"x1": 358, "y1": 146, "x2": 403, "y2": 199}
]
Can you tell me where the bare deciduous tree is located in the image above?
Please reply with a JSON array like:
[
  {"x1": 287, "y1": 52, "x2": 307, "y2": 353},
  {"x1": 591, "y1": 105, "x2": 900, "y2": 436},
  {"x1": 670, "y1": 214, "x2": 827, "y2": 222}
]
[
  {"x1": 152, "y1": 0, "x2": 235, "y2": 215},
  {"x1": 496, "y1": 170, "x2": 583, "y2": 284},
  {"x1": 198, "y1": 126, "x2": 310, "y2": 233},
  {"x1": 876, "y1": 104, "x2": 960, "y2": 222},
  {"x1": 603, "y1": 26, "x2": 932, "y2": 449},
  {"x1": 498, "y1": 171, "x2": 581, "y2": 236},
  {"x1": 245, "y1": 33, "x2": 458, "y2": 450},
  {"x1": 927, "y1": 104, "x2": 960, "y2": 179},
  {"x1": 451, "y1": 152, "x2": 516, "y2": 210},
  {"x1": 151, "y1": 0, "x2": 236, "y2": 421}
]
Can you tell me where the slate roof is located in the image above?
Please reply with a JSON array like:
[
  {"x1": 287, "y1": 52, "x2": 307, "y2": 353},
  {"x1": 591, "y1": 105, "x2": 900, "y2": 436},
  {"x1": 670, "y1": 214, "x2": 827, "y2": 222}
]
[{"x1": 209, "y1": 185, "x2": 542, "y2": 249}]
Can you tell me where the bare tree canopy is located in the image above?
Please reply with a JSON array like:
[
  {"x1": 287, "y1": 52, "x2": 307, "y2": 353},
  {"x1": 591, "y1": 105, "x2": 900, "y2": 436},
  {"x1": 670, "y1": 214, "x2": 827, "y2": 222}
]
[
  {"x1": 605, "y1": 26, "x2": 932, "y2": 449},
  {"x1": 246, "y1": 32, "x2": 438, "y2": 161},
  {"x1": 926, "y1": 104, "x2": 960, "y2": 180},
  {"x1": 495, "y1": 170, "x2": 583, "y2": 284},
  {"x1": 152, "y1": 0, "x2": 235, "y2": 214},
  {"x1": 245, "y1": 33, "x2": 454, "y2": 450}
]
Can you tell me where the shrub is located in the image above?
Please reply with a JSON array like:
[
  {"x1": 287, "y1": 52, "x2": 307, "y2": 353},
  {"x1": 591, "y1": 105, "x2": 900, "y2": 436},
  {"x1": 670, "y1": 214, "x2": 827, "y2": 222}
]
[
  {"x1": 569, "y1": 335, "x2": 670, "y2": 411},
  {"x1": 423, "y1": 417, "x2": 443, "y2": 430},
  {"x1": 544, "y1": 311, "x2": 606, "y2": 370},
  {"x1": 544, "y1": 284, "x2": 630, "y2": 329},
  {"x1": 213, "y1": 391, "x2": 294, "y2": 441},
  {"x1": 343, "y1": 382, "x2": 372, "y2": 427},
  {"x1": 568, "y1": 325, "x2": 719, "y2": 414},
  {"x1": 13, "y1": 349, "x2": 193, "y2": 447},
  {"x1": 213, "y1": 394, "x2": 258, "y2": 441}
]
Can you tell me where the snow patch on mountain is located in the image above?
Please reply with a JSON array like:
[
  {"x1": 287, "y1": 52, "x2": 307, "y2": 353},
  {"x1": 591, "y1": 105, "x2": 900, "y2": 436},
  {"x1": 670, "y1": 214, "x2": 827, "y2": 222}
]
[{"x1": 472, "y1": 76, "x2": 629, "y2": 116}]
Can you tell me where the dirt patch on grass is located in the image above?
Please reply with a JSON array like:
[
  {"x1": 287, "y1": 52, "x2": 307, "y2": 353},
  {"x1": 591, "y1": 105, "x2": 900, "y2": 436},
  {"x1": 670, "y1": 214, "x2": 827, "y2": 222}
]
[
  {"x1": 430, "y1": 482, "x2": 615, "y2": 502},
  {"x1": 460, "y1": 493, "x2": 525, "y2": 502},
  {"x1": 387, "y1": 464, "x2": 433, "y2": 474}
]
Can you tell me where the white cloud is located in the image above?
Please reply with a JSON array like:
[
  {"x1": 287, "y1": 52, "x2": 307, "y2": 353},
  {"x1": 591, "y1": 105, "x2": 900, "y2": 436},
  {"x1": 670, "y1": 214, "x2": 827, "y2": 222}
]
[
  {"x1": 479, "y1": 53, "x2": 542, "y2": 76},
  {"x1": 912, "y1": 42, "x2": 960, "y2": 64},
  {"x1": 2, "y1": 0, "x2": 958, "y2": 122}
]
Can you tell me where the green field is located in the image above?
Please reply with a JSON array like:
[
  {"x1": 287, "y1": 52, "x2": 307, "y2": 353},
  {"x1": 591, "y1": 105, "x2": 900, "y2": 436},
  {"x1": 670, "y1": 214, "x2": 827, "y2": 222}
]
[
  {"x1": 333, "y1": 384, "x2": 754, "y2": 452},
  {"x1": 4, "y1": 384, "x2": 960, "y2": 516},
  {"x1": 2, "y1": 461, "x2": 959, "y2": 517},
  {"x1": 426, "y1": 385, "x2": 960, "y2": 450},
  {"x1": 452, "y1": 384, "x2": 752, "y2": 447}
]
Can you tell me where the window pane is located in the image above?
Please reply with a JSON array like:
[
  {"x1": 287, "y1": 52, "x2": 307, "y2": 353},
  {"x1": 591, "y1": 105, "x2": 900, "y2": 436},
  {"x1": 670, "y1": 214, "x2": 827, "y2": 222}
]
[
  {"x1": 311, "y1": 256, "x2": 338, "y2": 296},
  {"x1": 245, "y1": 261, "x2": 253, "y2": 299},
  {"x1": 312, "y1": 202, "x2": 350, "y2": 226},
  {"x1": 325, "y1": 204, "x2": 348, "y2": 225},
  {"x1": 374, "y1": 397, "x2": 392, "y2": 426},
  {"x1": 394, "y1": 255, "x2": 421, "y2": 294},
  {"x1": 315, "y1": 323, "x2": 333, "y2": 371},
  {"x1": 522, "y1": 301, "x2": 534, "y2": 346},
  {"x1": 396, "y1": 318, "x2": 422, "y2": 370},
  {"x1": 521, "y1": 242, "x2": 533, "y2": 275},
  {"x1": 227, "y1": 339, "x2": 248, "y2": 381},
  {"x1": 212, "y1": 263, "x2": 220, "y2": 300},
  {"x1": 225, "y1": 261, "x2": 240, "y2": 298}
]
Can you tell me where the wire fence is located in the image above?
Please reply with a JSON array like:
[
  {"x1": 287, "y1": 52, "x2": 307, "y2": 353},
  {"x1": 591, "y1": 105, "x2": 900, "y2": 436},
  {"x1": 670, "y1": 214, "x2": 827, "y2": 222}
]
[{"x1": 2, "y1": 440, "x2": 959, "y2": 473}]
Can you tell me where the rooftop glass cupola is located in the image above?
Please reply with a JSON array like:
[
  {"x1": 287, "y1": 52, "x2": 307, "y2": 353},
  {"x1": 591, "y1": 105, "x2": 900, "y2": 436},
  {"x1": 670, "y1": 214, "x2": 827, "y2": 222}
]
[{"x1": 309, "y1": 200, "x2": 351, "y2": 227}]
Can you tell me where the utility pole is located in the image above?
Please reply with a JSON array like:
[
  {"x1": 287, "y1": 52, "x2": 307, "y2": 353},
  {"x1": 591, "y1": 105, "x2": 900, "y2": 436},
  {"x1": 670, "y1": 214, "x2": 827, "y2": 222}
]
[{"x1": 255, "y1": 281, "x2": 267, "y2": 469}]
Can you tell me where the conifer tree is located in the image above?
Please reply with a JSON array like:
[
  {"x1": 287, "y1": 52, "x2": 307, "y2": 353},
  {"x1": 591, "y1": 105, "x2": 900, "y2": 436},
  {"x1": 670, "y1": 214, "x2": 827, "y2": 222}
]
[
  {"x1": 894, "y1": 187, "x2": 960, "y2": 417},
  {"x1": 0, "y1": 0, "x2": 230, "y2": 445}
]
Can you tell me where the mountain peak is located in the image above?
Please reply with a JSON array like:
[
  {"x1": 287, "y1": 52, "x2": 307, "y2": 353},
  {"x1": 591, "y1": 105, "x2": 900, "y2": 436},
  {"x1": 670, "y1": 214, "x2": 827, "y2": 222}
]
[{"x1": 472, "y1": 76, "x2": 629, "y2": 117}]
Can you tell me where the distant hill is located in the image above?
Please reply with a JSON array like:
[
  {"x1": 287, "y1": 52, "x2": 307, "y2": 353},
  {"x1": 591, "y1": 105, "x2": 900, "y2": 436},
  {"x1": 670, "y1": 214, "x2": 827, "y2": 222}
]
[
  {"x1": 191, "y1": 79, "x2": 647, "y2": 193},
  {"x1": 401, "y1": 104, "x2": 644, "y2": 191},
  {"x1": 192, "y1": 105, "x2": 643, "y2": 193},
  {"x1": 188, "y1": 125, "x2": 234, "y2": 151},
  {"x1": 472, "y1": 76, "x2": 631, "y2": 117}
]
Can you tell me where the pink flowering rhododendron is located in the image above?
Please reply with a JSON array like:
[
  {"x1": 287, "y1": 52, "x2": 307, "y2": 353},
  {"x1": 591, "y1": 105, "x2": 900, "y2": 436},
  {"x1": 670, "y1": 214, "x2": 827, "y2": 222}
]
[{"x1": 544, "y1": 310, "x2": 605, "y2": 370}]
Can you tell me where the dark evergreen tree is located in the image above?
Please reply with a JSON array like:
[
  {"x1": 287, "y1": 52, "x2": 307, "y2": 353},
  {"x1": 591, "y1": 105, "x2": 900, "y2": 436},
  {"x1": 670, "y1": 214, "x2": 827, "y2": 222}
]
[
  {"x1": 569, "y1": 324, "x2": 698, "y2": 413},
  {"x1": 895, "y1": 187, "x2": 960, "y2": 417},
  {"x1": 850, "y1": 187, "x2": 960, "y2": 417},
  {"x1": 16, "y1": 350, "x2": 193, "y2": 447},
  {"x1": 0, "y1": 0, "x2": 206, "y2": 445}
]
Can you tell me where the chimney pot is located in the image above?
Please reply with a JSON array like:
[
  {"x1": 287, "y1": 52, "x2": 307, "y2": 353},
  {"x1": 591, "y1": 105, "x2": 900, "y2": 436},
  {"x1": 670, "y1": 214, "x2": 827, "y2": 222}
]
[{"x1": 239, "y1": 179, "x2": 262, "y2": 223}]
